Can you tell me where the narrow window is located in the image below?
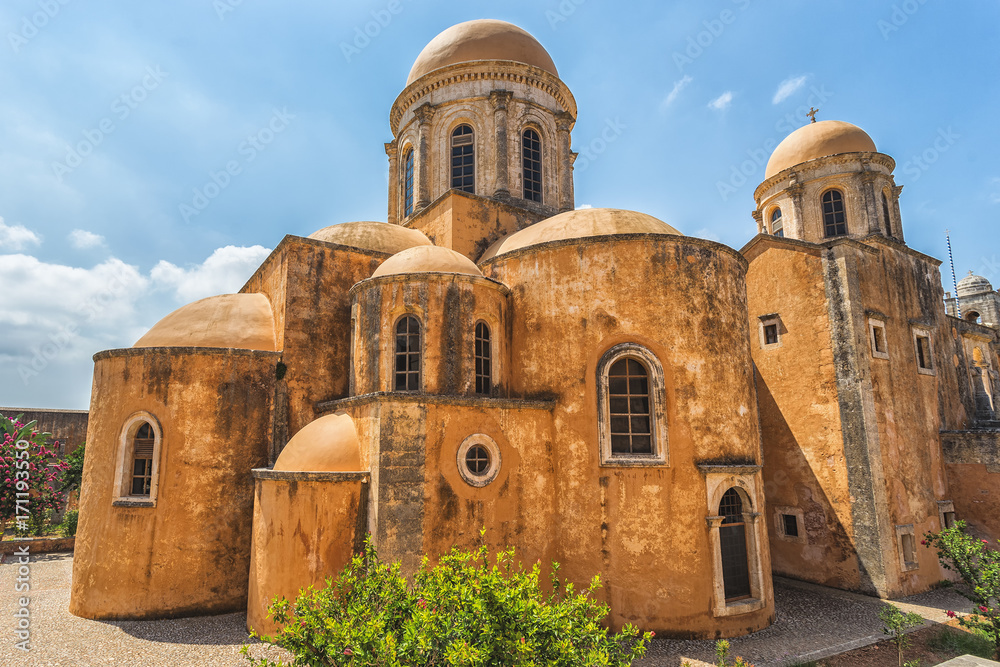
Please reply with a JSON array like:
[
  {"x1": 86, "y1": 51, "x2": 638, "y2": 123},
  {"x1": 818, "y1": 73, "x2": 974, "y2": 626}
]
[
  {"x1": 451, "y1": 124, "x2": 475, "y2": 194},
  {"x1": 522, "y1": 128, "x2": 542, "y2": 203},
  {"x1": 759, "y1": 315, "x2": 782, "y2": 349},
  {"x1": 403, "y1": 148, "x2": 414, "y2": 217},
  {"x1": 873, "y1": 326, "x2": 887, "y2": 354},
  {"x1": 130, "y1": 423, "x2": 155, "y2": 496},
  {"x1": 394, "y1": 316, "x2": 421, "y2": 391},
  {"x1": 719, "y1": 489, "x2": 752, "y2": 601},
  {"x1": 822, "y1": 190, "x2": 847, "y2": 238},
  {"x1": 782, "y1": 513, "x2": 799, "y2": 538},
  {"x1": 881, "y1": 192, "x2": 892, "y2": 237},
  {"x1": 869, "y1": 319, "x2": 888, "y2": 360},
  {"x1": 608, "y1": 358, "x2": 652, "y2": 455},
  {"x1": 915, "y1": 335, "x2": 933, "y2": 371},
  {"x1": 901, "y1": 533, "x2": 917, "y2": 565},
  {"x1": 474, "y1": 321, "x2": 491, "y2": 395},
  {"x1": 943, "y1": 511, "x2": 956, "y2": 529},
  {"x1": 764, "y1": 324, "x2": 779, "y2": 345},
  {"x1": 770, "y1": 208, "x2": 784, "y2": 237}
]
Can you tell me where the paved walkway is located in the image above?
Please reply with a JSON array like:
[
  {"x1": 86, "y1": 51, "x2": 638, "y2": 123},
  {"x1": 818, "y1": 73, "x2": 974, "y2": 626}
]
[{"x1": 0, "y1": 553, "x2": 975, "y2": 667}]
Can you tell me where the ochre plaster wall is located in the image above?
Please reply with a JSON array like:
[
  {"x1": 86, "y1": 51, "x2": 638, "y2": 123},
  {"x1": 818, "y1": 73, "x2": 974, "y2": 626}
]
[
  {"x1": 70, "y1": 348, "x2": 276, "y2": 620},
  {"x1": 247, "y1": 475, "x2": 367, "y2": 636},
  {"x1": 946, "y1": 464, "x2": 1000, "y2": 542}
]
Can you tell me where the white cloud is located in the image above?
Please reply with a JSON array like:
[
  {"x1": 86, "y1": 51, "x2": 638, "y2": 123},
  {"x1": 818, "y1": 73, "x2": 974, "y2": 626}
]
[
  {"x1": 661, "y1": 76, "x2": 693, "y2": 110},
  {"x1": 708, "y1": 91, "x2": 734, "y2": 111},
  {"x1": 69, "y1": 229, "x2": 106, "y2": 249},
  {"x1": 150, "y1": 245, "x2": 273, "y2": 302},
  {"x1": 772, "y1": 75, "x2": 808, "y2": 104},
  {"x1": 693, "y1": 227, "x2": 722, "y2": 242},
  {"x1": 576, "y1": 204, "x2": 593, "y2": 210},
  {"x1": 0, "y1": 218, "x2": 42, "y2": 251}
]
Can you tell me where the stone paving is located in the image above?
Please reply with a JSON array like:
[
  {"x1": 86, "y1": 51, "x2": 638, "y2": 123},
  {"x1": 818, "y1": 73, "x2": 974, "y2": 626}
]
[{"x1": 0, "y1": 552, "x2": 976, "y2": 666}]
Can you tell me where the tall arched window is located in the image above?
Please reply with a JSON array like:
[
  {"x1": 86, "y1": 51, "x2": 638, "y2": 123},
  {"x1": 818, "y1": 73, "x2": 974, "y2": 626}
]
[
  {"x1": 403, "y1": 148, "x2": 414, "y2": 217},
  {"x1": 719, "y1": 488, "x2": 752, "y2": 601},
  {"x1": 474, "y1": 321, "x2": 491, "y2": 395},
  {"x1": 451, "y1": 124, "x2": 475, "y2": 194},
  {"x1": 596, "y1": 343, "x2": 668, "y2": 465},
  {"x1": 394, "y1": 316, "x2": 421, "y2": 391},
  {"x1": 608, "y1": 358, "x2": 652, "y2": 454},
  {"x1": 770, "y1": 208, "x2": 783, "y2": 237},
  {"x1": 130, "y1": 422, "x2": 155, "y2": 496},
  {"x1": 822, "y1": 190, "x2": 847, "y2": 237},
  {"x1": 881, "y1": 192, "x2": 892, "y2": 237},
  {"x1": 522, "y1": 128, "x2": 542, "y2": 203}
]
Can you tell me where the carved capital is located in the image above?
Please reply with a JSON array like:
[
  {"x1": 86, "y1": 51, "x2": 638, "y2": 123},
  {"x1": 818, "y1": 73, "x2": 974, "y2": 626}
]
[
  {"x1": 384, "y1": 140, "x2": 397, "y2": 158},
  {"x1": 488, "y1": 90, "x2": 513, "y2": 111},
  {"x1": 787, "y1": 183, "x2": 805, "y2": 201},
  {"x1": 413, "y1": 103, "x2": 436, "y2": 125},
  {"x1": 893, "y1": 185, "x2": 904, "y2": 197},
  {"x1": 859, "y1": 171, "x2": 880, "y2": 185},
  {"x1": 751, "y1": 210, "x2": 763, "y2": 223},
  {"x1": 555, "y1": 111, "x2": 575, "y2": 132}
]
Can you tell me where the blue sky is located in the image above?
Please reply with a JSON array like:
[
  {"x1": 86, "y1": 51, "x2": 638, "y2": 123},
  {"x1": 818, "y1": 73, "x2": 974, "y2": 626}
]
[{"x1": 1, "y1": 0, "x2": 998, "y2": 409}]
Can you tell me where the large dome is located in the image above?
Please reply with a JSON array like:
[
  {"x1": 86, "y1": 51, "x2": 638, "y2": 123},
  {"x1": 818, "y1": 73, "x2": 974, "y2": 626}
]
[
  {"x1": 372, "y1": 245, "x2": 484, "y2": 278},
  {"x1": 273, "y1": 412, "x2": 362, "y2": 472},
  {"x1": 308, "y1": 221, "x2": 432, "y2": 255},
  {"x1": 133, "y1": 294, "x2": 277, "y2": 351},
  {"x1": 407, "y1": 19, "x2": 558, "y2": 85},
  {"x1": 479, "y1": 208, "x2": 682, "y2": 261},
  {"x1": 957, "y1": 272, "x2": 994, "y2": 298},
  {"x1": 765, "y1": 120, "x2": 878, "y2": 179}
]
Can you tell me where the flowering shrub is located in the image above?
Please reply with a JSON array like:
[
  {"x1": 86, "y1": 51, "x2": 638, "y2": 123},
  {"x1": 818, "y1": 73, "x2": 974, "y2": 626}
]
[
  {"x1": 924, "y1": 521, "x2": 1000, "y2": 659},
  {"x1": 243, "y1": 537, "x2": 652, "y2": 666},
  {"x1": 0, "y1": 413, "x2": 69, "y2": 534}
]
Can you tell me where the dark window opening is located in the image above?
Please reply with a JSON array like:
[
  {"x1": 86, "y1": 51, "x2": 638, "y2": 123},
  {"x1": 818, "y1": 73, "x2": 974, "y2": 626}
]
[
  {"x1": 475, "y1": 322, "x2": 492, "y2": 395},
  {"x1": 965, "y1": 311, "x2": 982, "y2": 324},
  {"x1": 822, "y1": 190, "x2": 847, "y2": 238},
  {"x1": 770, "y1": 208, "x2": 784, "y2": 237},
  {"x1": 901, "y1": 533, "x2": 917, "y2": 565},
  {"x1": 403, "y1": 149, "x2": 414, "y2": 217},
  {"x1": 608, "y1": 358, "x2": 652, "y2": 455},
  {"x1": 943, "y1": 511, "x2": 956, "y2": 529},
  {"x1": 719, "y1": 488, "x2": 752, "y2": 601},
  {"x1": 522, "y1": 128, "x2": 542, "y2": 203},
  {"x1": 872, "y1": 325, "x2": 887, "y2": 355},
  {"x1": 451, "y1": 124, "x2": 475, "y2": 194},
  {"x1": 764, "y1": 323, "x2": 779, "y2": 346},
  {"x1": 782, "y1": 513, "x2": 799, "y2": 538},
  {"x1": 915, "y1": 335, "x2": 933, "y2": 371},
  {"x1": 130, "y1": 422, "x2": 154, "y2": 496},
  {"x1": 882, "y1": 192, "x2": 892, "y2": 237},
  {"x1": 465, "y1": 444, "x2": 490, "y2": 476},
  {"x1": 394, "y1": 316, "x2": 421, "y2": 391}
]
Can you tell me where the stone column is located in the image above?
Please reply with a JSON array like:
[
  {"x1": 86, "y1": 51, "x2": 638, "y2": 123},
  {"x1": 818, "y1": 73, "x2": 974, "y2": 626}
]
[
  {"x1": 489, "y1": 91, "x2": 513, "y2": 200},
  {"x1": 751, "y1": 209, "x2": 764, "y2": 235},
  {"x1": 413, "y1": 103, "x2": 435, "y2": 211},
  {"x1": 385, "y1": 140, "x2": 398, "y2": 225},
  {"x1": 555, "y1": 112, "x2": 575, "y2": 212},
  {"x1": 787, "y1": 179, "x2": 805, "y2": 239},
  {"x1": 859, "y1": 167, "x2": 881, "y2": 235},
  {"x1": 892, "y1": 185, "x2": 905, "y2": 242}
]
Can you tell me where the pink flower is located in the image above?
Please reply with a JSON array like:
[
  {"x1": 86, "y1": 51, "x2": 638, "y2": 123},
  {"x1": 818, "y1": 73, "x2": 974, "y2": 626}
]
[
  {"x1": 947, "y1": 610, "x2": 956, "y2": 618},
  {"x1": 980, "y1": 606, "x2": 989, "y2": 613},
  {"x1": 983, "y1": 540, "x2": 990, "y2": 545},
  {"x1": 921, "y1": 540, "x2": 927, "y2": 546},
  {"x1": 343, "y1": 648, "x2": 353, "y2": 655}
]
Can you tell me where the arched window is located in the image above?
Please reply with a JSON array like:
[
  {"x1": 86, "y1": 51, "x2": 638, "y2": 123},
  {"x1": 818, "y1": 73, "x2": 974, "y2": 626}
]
[
  {"x1": 719, "y1": 488, "x2": 752, "y2": 601},
  {"x1": 822, "y1": 190, "x2": 847, "y2": 237},
  {"x1": 114, "y1": 412, "x2": 162, "y2": 506},
  {"x1": 881, "y1": 192, "x2": 892, "y2": 237},
  {"x1": 596, "y1": 343, "x2": 668, "y2": 465},
  {"x1": 394, "y1": 316, "x2": 421, "y2": 391},
  {"x1": 451, "y1": 125, "x2": 475, "y2": 194},
  {"x1": 965, "y1": 311, "x2": 982, "y2": 324},
  {"x1": 770, "y1": 208, "x2": 784, "y2": 237},
  {"x1": 474, "y1": 321, "x2": 491, "y2": 395},
  {"x1": 403, "y1": 148, "x2": 414, "y2": 217},
  {"x1": 522, "y1": 128, "x2": 542, "y2": 203},
  {"x1": 130, "y1": 423, "x2": 155, "y2": 495}
]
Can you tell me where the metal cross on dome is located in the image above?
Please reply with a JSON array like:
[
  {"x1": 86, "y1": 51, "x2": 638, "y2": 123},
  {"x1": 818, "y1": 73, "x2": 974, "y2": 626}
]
[{"x1": 807, "y1": 107, "x2": 819, "y2": 123}]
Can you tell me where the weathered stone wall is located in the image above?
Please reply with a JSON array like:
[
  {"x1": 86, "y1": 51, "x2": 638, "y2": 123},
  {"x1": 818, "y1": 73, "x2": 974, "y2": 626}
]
[
  {"x1": 941, "y1": 430, "x2": 1000, "y2": 541},
  {"x1": 70, "y1": 347, "x2": 277, "y2": 620},
  {"x1": 0, "y1": 407, "x2": 88, "y2": 455}
]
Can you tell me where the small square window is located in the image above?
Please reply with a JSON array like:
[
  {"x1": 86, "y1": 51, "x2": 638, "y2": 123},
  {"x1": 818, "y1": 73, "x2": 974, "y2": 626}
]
[
  {"x1": 774, "y1": 506, "x2": 805, "y2": 543},
  {"x1": 943, "y1": 511, "x2": 956, "y2": 529},
  {"x1": 895, "y1": 524, "x2": 919, "y2": 572},
  {"x1": 759, "y1": 315, "x2": 783, "y2": 350},
  {"x1": 869, "y1": 318, "x2": 888, "y2": 360},
  {"x1": 782, "y1": 513, "x2": 799, "y2": 537},
  {"x1": 764, "y1": 324, "x2": 779, "y2": 345},
  {"x1": 912, "y1": 328, "x2": 935, "y2": 375}
]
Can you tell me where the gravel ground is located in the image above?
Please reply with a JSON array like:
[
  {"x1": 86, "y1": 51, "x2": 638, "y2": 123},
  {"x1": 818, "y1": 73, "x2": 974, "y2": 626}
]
[{"x1": 0, "y1": 552, "x2": 974, "y2": 667}]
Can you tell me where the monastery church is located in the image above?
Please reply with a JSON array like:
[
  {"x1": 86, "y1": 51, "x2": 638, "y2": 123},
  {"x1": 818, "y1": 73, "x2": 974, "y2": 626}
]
[{"x1": 69, "y1": 19, "x2": 1000, "y2": 638}]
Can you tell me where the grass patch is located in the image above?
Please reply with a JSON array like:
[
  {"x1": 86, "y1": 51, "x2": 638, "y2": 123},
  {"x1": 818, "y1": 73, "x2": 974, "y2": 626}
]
[{"x1": 926, "y1": 626, "x2": 993, "y2": 659}]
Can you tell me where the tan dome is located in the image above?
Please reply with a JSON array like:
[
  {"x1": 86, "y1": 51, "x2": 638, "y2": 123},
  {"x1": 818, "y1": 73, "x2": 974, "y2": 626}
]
[
  {"x1": 134, "y1": 294, "x2": 276, "y2": 351},
  {"x1": 308, "y1": 221, "x2": 432, "y2": 255},
  {"x1": 957, "y1": 272, "x2": 994, "y2": 298},
  {"x1": 407, "y1": 19, "x2": 557, "y2": 85},
  {"x1": 273, "y1": 412, "x2": 362, "y2": 472},
  {"x1": 765, "y1": 121, "x2": 878, "y2": 179},
  {"x1": 372, "y1": 245, "x2": 483, "y2": 278},
  {"x1": 480, "y1": 208, "x2": 682, "y2": 261}
]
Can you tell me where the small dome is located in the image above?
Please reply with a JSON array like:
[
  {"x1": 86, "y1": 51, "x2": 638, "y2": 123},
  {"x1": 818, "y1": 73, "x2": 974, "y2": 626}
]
[
  {"x1": 308, "y1": 221, "x2": 432, "y2": 255},
  {"x1": 273, "y1": 412, "x2": 362, "y2": 472},
  {"x1": 957, "y1": 272, "x2": 994, "y2": 298},
  {"x1": 480, "y1": 208, "x2": 682, "y2": 261},
  {"x1": 134, "y1": 294, "x2": 276, "y2": 351},
  {"x1": 372, "y1": 245, "x2": 483, "y2": 278},
  {"x1": 407, "y1": 19, "x2": 558, "y2": 85},
  {"x1": 765, "y1": 120, "x2": 878, "y2": 179}
]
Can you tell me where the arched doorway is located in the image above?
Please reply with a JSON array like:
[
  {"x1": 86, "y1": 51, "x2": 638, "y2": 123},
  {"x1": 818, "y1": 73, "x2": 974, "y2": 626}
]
[{"x1": 719, "y1": 488, "x2": 752, "y2": 601}]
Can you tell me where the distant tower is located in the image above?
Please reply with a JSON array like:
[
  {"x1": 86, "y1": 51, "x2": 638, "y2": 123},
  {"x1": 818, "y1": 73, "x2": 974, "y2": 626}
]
[
  {"x1": 385, "y1": 20, "x2": 577, "y2": 225},
  {"x1": 753, "y1": 120, "x2": 904, "y2": 244}
]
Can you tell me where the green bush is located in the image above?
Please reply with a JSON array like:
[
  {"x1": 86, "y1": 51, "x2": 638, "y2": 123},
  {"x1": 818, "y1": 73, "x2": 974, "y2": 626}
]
[
  {"x1": 59, "y1": 509, "x2": 79, "y2": 537},
  {"x1": 0, "y1": 413, "x2": 69, "y2": 528},
  {"x1": 243, "y1": 536, "x2": 652, "y2": 667},
  {"x1": 926, "y1": 626, "x2": 993, "y2": 660},
  {"x1": 60, "y1": 442, "x2": 86, "y2": 493},
  {"x1": 878, "y1": 602, "x2": 924, "y2": 667}
]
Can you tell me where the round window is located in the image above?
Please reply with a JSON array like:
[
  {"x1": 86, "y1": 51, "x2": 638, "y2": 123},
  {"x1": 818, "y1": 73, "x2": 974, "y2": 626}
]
[{"x1": 457, "y1": 435, "x2": 501, "y2": 487}]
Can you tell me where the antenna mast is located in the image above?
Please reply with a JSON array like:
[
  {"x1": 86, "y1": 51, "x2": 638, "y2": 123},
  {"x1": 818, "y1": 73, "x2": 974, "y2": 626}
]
[{"x1": 946, "y1": 229, "x2": 961, "y2": 319}]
